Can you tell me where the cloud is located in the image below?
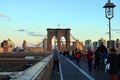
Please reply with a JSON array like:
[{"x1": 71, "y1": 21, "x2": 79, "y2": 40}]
[
  {"x1": 0, "y1": 14, "x2": 11, "y2": 21},
  {"x1": 28, "y1": 32, "x2": 44, "y2": 37},
  {"x1": 14, "y1": 29, "x2": 26, "y2": 32}
]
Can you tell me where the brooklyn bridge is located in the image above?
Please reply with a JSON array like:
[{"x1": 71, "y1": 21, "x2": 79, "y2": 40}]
[{"x1": 0, "y1": 28, "x2": 119, "y2": 80}]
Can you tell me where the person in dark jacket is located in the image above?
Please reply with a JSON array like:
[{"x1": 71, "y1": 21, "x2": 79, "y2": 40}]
[
  {"x1": 94, "y1": 48, "x2": 100, "y2": 70},
  {"x1": 118, "y1": 53, "x2": 120, "y2": 80},
  {"x1": 107, "y1": 48, "x2": 118, "y2": 80},
  {"x1": 98, "y1": 42, "x2": 108, "y2": 69},
  {"x1": 53, "y1": 47, "x2": 59, "y2": 72}
]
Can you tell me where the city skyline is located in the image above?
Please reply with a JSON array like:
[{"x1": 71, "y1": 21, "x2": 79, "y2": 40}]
[{"x1": 0, "y1": 0, "x2": 120, "y2": 47}]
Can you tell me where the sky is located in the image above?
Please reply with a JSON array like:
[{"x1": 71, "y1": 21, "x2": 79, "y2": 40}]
[{"x1": 0, "y1": 0, "x2": 120, "y2": 47}]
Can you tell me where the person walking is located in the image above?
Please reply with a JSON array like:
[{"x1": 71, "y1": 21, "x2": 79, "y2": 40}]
[
  {"x1": 107, "y1": 48, "x2": 119, "y2": 80},
  {"x1": 53, "y1": 47, "x2": 59, "y2": 73},
  {"x1": 98, "y1": 42, "x2": 108, "y2": 70},
  {"x1": 75, "y1": 51, "x2": 81, "y2": 66},
  {"x1": 86, "y1": 47, "x2": 93, "y2": 72},
  {"x1": 118, "y1": 53, "x2": 120, "y2": 80},
  {"x1": 94, "y1": 48, "x2": 100, "y2": 70}
]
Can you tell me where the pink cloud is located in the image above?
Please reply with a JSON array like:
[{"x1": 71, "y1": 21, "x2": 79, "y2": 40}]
[
  {"x1": 28, "y1": 32, "x2": 44, "y2": 37},
  {"x1": 0, "y1": 14, "x2": 11, "y2": 21},
  {"x1": 15, "y1": 29, "x2": 26, "y2": 32}
]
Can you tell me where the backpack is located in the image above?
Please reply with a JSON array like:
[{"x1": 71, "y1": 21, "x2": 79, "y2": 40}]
[{"x1": 75, "y1": 53, "x2": 80, "y2": 58}]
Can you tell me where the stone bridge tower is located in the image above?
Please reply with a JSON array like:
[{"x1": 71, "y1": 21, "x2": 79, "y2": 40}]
[{"x1": 47, "y1": 28, "x2": 70, "y2": 52}]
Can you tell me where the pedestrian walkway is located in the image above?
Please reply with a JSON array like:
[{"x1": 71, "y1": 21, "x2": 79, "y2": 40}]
[
  {"x1": 64, "y1": 56, "x2": 111, "y2": 80},
  {"x1": 50, "y1": 54, "x2": 119, "y2": 80},
  {"x1": 70, "y1": 58, "x2": 110, "y2": 80},
  {"x1": 60, "y1": 55, "x2": 91, "y2": 80}
]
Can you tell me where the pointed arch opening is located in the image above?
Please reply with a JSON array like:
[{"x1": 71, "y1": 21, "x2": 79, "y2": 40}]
[
  {"x1": 60, "y1": 36, "x2": 66, "y2": 51},
  {"x1": 51, "y1": 36, "x2": 58, "y2": 49}
]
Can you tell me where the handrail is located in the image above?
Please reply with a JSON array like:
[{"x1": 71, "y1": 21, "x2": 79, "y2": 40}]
[{"x1": 9, "y1": 54, "x2": 52, "y2": 80}]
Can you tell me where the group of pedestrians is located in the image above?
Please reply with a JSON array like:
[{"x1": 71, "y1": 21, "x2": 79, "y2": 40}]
[
  {"x1": 86, "y1": 42, "x2": 120, "y2": 80},
  {"x1": 94, "y1": 42, "x2": 108, "y2": 70},
  {"x1": 52, "y1": 44, "x2": 120, "y2": 80},
  {"x1": 86, "y1": 42, "x2": 109, "y2": 72},
  {"x1": 106, "y1": 48, "x2": 119, "y2": 80}
]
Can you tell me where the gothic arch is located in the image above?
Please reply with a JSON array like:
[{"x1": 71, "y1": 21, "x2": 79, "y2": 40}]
[{"x1": 47, "y1": 28, "x2": 70, "y2": 52}]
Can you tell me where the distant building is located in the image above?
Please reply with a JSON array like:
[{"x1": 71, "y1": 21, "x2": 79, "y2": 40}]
[
  {"x1": 107, "y1": 40, "x2": 116, "y2": 49},
  {"x1": 27, "y1": 47, "x2": 43, "y2": 52},
  {"x1": 8, "y1": 38, "x2": 14, "y2": 48},
  {"x1": 116, "y1": 39, "x2": 120, "y2": 48},
  {"x1": 72, "y1": 40, "x2": 83, "y2": 51},
  {"x1": 98, "y1": 38, "x2": 107, "y2": 47},
  {"x1": 93, "y1": 41, "x2": 98, "y2": 50},
  {"x1": 22, "y1": 40, "x2": 27, "y2": 50},
  {"x1": 1, "y1": 40, "x2": 8, "y2": 53},
  {"x1": 0, "y1": 39, "x2": 14, "y2": 53},
  {"x1": 85, "y1": 39, "x2": 92, "y2": 49}
]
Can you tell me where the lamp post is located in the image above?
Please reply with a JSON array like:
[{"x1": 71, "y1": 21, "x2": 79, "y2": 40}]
[{"x1": 103, "y1": 0, "x2": 115, "y2": 49}]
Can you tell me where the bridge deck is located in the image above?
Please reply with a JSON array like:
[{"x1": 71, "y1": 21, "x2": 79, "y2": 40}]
[
  {"x1": 60, "y1": 55, "x2": 88, "y2": 80},
  {"x1": 50, "y1": 54, "x2": 118, "y2": 80}
]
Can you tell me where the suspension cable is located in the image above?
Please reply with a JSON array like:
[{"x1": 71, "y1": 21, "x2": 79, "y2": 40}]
[
  {"x1": 36, "y1": 35, "x2": 47, "y2": 47},
  {"x1": 70, "y1": 33, "x2": 77, "y2": 41}
]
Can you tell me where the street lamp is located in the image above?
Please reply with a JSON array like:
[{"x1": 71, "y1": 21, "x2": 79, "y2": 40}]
[{"x1": 103, "y1": 0, "x2": 116, "y2": 48}]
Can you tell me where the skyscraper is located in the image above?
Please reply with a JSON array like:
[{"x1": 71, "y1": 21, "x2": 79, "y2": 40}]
[{"x1": 22, "y1": 40, "x2": 27, "y2": 50}]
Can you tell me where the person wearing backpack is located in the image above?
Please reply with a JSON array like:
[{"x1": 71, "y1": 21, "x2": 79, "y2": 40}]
[
  {"x1": 87, "y1": 47, "x2": 93, "y2": 72},
  {"x1": 75, "y1": 51, "x2": 81, "y2": 66},
  {"x1": 107, "y1": 48, "x2": 118, "y2": 80},
  {"x1": 94, "y1": 48, "x2": 100, "y2": 70},
  {"x1": 98, "y1": 42, "x2": 108, "y2": 70},
  {"x1": 53, "y1": 47, "x2": 59, "y2": 73},
  {"x1": 118, "y1": 53, "x2": 120, "y2": 80}
]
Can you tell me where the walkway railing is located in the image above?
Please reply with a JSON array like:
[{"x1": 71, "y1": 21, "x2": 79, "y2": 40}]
[{"x1": 9, "y1": 54, "x2": 53, "y2": 80}]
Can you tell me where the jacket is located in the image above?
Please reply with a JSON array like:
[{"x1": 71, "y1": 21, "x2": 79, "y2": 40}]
[
  {"x1": 53, "y1": 49, "x2": 59, "y2": 61},
  {"x1": 107, "y1": 53, "x2": 118, "y2": 74},
  {"x1": 87, "y1": 49, "x2": 93, "y2": 61}
]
